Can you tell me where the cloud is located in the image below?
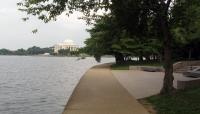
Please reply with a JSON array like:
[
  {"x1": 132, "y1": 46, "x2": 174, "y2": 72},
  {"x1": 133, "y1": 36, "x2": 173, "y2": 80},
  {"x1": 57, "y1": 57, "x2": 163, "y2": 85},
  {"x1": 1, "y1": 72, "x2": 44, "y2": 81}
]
[
  {"x1": 0, "y1": 8, "x2": 8, "y2": 14},
  {"x1": 0, "y1": 8, "x2": 17, "y2": 14},
  {"x1": 0, "y1": 0, "x2": 90, "y2": 50}
]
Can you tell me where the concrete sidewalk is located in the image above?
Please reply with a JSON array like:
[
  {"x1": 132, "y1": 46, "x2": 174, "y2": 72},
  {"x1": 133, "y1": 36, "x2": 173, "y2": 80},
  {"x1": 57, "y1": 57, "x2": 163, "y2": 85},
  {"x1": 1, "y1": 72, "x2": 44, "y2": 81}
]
[
  {"x1": 112, "y1": 70, "x2": 195, "y2": 99},
  {"x1": 62, "y1": 64, "x2": 149, "y2": 114}
]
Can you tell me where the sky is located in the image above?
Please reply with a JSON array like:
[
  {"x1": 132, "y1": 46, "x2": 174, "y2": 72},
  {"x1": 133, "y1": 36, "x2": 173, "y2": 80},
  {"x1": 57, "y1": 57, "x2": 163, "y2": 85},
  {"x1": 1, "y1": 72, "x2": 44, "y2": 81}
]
[{"x1": 0, "y1": 0, "x2": 90, "y2": 50}]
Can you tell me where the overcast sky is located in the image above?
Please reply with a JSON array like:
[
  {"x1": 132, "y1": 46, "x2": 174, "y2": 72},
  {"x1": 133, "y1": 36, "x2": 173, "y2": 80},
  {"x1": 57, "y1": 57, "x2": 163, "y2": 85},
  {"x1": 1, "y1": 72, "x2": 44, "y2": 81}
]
[{"x1": 0, "y1": 0, "x2": 90, "y2": 50}]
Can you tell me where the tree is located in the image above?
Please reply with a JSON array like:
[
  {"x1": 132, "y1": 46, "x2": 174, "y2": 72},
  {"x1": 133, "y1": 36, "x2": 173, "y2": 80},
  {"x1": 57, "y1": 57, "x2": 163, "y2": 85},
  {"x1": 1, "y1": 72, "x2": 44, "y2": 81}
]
[
  {"x1": 0, "y1": 47, "x2": 54, "y2": 55},
  {"x1": 15, "y1": 48, "x2": 27, "y2": 55},
  {"x1": 172, "y1": 0, "x2": 200, "y2": 60},
  {"x1": 105, "y1": 0, "x2": 175, "y2": 94},
  {"x1": 27, "y1": 46, "x2": 44, "y2": 55},
  {"x1": 84, "y1": 15, "x2": 125, "y2": 63},
  {"x1": 18, "y1": 0, "x2": 197, "y2": 94},
  {"x1": 58, "y1": 49, "x2": 70, "y2": 56},
  {"x1": 42, "y1": 47, "x2": 54, "y2": 55},
  {"x1": 146, "y1": 0, "x2": 174, "y2": 94},
  {"x1": 112, "y1": 32, "x2": 162, "y2": 62},
  {"x1": 70, "y1": 51, "x2": 80, "y2": 56},
  {"x1": 0, "y1": 49, "x2": 13, "y2": 55}
]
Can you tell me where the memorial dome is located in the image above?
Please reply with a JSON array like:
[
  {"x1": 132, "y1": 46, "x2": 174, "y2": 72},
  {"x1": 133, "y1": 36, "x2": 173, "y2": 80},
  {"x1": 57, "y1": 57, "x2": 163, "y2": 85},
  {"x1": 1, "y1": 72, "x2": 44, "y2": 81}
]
[{"x1": 63, "y1": 39, "x2": 75, "y2": 45}]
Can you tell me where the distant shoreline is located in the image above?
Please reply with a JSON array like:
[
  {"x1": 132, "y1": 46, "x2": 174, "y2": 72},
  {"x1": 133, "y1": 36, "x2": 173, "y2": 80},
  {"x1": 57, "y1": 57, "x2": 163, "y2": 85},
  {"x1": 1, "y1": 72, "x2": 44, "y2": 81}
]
[
  {"x1": 0, "y1": 55, "x2": 114, "y2": 58},
  {"x1": 0, "y1": 55, "x2": 81, "y2": 57}
]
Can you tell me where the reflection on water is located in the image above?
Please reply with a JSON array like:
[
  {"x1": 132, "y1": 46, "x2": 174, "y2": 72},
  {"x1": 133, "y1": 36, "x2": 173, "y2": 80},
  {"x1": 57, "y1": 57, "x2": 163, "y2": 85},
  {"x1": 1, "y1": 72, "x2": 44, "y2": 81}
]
[{"x1": 0, "y1": 56, "x2": 114, "y2": 114}]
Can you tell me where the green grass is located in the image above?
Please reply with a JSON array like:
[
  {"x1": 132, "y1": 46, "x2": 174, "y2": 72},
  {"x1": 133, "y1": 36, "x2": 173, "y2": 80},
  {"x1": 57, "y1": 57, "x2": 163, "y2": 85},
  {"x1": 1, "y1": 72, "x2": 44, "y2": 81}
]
[
  {"x1": 111, "y1": 64, "x2": 130, "y2": 70},
  {"x1": 111, "y1": 61, "x2": 162, "y2": 70},
  {"x1": 146, "y1": 88, "x2": 200, "y2": 114}
]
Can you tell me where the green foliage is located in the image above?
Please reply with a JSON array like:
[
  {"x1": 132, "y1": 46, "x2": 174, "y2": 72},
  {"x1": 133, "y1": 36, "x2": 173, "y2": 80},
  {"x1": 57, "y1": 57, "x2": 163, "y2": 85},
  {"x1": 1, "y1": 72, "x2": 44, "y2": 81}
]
[
  {"x1": 84, "y1": 15, "x2": 120, "y2": 61},
  {"x1": 78, "y1": 47, "x2": 86, "y2": 54},
  {"x1": 111, "y1": 64, "x2": 129, "y2": 70},
  {"x1": 18, "y1": 0, "x2": 200, "y2": 61},
  {"x1": 171, "y1": 0, "x2": 200, "y2": 60},
  {"x1": 111, "y1": 61, "x2": 162, "y2": 70},
  {"x1": 84, "y1": 14, "x2": 162, "y2": 62},
  {"x1": 0, "y1": 49, "x2": 13, "y2": 55},
  {"x1": 15, "y1": 49, "x2": 27, "y2": 55},
  {"x1": 146, "y1": 88, "x2": 200, "y2": 114},
  {"x1": 70, "y1": 51, "x2": 80, "y2": 56},
  {"x1": 18, "y1": 0, "x2": 166, "y2": 62},
  {"x1": 27, "y1": 46, "x2": 46, "y2": 55},
  {"x1": 94, "y1": 54, "x2": 101, "y2": 63},
  {"x1": 172, "y1": 0, "x2": 200, "y2": 44},
  {"x1": 0, "y1": 47, "x2": 54, "y2": 55},
  {"x1": 18, "y1": 0, "x2": 200, "y2": 94},
  {"x1": 58, "y1": 49, "x2": 70, "y2": 56},
  {"x1": 57, "y1": 49, "x2": 80, "y2": 56},
  {"x1": 18, "y1": 0, "x2": 111, "y2": 23}
]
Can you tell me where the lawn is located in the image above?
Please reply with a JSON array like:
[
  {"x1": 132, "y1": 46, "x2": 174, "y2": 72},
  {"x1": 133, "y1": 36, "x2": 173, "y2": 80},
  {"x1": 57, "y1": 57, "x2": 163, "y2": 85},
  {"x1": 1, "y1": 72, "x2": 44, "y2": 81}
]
[
  {"x1": 143, "y1": 88, "x2": 200, "y2": 114},
  {"x1": 111, "y1": 61, "x2": 162, "y2": 70},
  {"x1": 111, "y1": 64, "x2": 130, "y2": 70}
]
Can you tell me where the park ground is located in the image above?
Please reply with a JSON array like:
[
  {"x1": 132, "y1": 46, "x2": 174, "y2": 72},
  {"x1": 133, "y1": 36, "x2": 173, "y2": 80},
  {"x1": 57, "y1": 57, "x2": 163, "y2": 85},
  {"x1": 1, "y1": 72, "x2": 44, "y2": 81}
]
[
  {"x1": 141, "y1": 88, "x2": 200, "y2": 114},
  {"x1": 112, "y1": 63, "x2": 200, "y2": 114},
  {"x1": 63, "y1": 63, "x2": 200, "y2": 114}
]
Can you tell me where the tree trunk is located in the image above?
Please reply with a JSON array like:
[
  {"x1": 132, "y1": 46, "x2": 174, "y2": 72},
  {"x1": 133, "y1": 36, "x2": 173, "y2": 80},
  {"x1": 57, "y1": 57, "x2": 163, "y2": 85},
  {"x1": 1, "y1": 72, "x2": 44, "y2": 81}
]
[
  {"x1": 188, "y1": 48, "x2": 192, "y2": 60},
  {"x1": 159, "y1": 53, "x2": 163, "y2": 63},
  {"x1": 139, "y1": 55, "x2": 143, "y2": 62},
  {"x1": 153, "y1": 55, "x2": 157, "y2": 61},
  {"x1": 160, "y1": 16, "x2": 174, "y2": 94},
  {"x1": 160, "y1": 7, "x2": 174, "y2": 94},
  {"x1": 145, "y1": 55, "x2": 150, "y2": 61},
  {"x1": 115, "y1": 53, "x2": 125, "y2": 64}
]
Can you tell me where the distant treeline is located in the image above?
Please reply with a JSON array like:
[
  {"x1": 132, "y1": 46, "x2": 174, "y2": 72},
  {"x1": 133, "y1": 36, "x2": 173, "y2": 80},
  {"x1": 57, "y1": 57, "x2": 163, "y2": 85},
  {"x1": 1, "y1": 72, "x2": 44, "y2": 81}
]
[
  {"x1": 0, "y1": 46, "x2": 87, "y2": 56},
  {"x1": 0, "y1": 46, "x2": 54, "y2": 55}
]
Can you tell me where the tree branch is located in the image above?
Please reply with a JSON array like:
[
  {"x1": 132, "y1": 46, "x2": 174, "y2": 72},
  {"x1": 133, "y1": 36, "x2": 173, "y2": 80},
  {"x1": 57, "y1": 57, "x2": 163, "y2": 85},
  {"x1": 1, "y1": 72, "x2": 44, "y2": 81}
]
[{"x1": 166, "y1": 0, "x2": 172, "y2": 9}]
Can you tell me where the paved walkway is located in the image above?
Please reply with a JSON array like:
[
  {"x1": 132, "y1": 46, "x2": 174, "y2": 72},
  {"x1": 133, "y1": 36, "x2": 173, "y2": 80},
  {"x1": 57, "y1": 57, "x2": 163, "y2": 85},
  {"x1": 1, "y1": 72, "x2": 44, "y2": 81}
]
[
  {"x1": 62, "y1": 64, "x2": 149, "y2": 114},
  {"x1": 112, "y1": 70, "x2": 195, "y2": 99}
]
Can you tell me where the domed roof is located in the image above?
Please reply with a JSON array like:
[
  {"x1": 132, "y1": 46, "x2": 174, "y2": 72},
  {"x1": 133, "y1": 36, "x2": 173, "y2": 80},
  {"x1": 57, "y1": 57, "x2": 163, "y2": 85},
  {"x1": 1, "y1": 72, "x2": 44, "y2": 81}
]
[{"x1": 63, "y1": 39, "x2": 76, "y2": 45}]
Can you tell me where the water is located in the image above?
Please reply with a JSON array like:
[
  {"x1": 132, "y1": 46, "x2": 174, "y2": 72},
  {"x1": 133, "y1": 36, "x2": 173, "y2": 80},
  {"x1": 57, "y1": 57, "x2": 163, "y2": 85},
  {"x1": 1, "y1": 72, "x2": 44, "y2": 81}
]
[{"x1": 0, "y1": 56, "x2": 114, "y2": 114}]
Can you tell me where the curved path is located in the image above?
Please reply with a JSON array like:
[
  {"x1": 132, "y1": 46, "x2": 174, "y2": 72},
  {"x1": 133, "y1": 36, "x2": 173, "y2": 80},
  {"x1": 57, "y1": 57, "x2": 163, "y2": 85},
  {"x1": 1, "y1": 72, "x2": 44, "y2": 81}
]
[{"x1": 62, "y1": 64, "x2": 149, "y2": 114}]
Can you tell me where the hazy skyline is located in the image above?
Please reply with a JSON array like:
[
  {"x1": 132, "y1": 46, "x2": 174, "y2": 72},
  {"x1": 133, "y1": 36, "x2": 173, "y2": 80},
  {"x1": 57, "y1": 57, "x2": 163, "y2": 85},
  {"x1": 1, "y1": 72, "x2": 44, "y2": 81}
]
[{"x1": 0, "y1": 0, "x2": 90, "y2": 50}]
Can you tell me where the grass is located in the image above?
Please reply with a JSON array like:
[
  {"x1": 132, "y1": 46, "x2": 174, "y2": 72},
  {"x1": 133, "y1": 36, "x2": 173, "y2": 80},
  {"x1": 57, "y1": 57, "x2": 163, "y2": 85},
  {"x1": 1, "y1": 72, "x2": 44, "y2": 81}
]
[
  {"x1": 111, "y1": 64, "x2": 130, "y2": 70},
  {"x1": 143, "y1": 88, "x2": 200, "y2": 114},
  {"x1": 111, "y1": 61, "x2": 162, "y2": 70}
]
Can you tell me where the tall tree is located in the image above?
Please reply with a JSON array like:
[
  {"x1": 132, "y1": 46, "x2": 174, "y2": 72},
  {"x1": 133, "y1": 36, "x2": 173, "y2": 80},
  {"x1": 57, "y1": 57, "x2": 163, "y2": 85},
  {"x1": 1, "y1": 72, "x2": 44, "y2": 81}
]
[
  {"x1": 172, "y1": 0, "x2": 200, "y2": 60},
  {"x1": 19, "y1": 0, "x2": 192, "y2": 94},
  {"x1": 109, "y1": 0, "x2": 174, "y2": 94},
  {"x1": 85, "y1": 15, "x2": 125, "y2": 63},
  {"x1": 146, "y1": 0, "x2": 174, "y2": 94}
]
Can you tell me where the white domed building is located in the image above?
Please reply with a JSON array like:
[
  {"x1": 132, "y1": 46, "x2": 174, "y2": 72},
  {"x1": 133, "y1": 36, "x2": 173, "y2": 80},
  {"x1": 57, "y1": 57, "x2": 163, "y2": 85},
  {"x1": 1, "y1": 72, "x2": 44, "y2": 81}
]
[{"x1": 54, "y1": 39, "x2": 79, "y2": 53}]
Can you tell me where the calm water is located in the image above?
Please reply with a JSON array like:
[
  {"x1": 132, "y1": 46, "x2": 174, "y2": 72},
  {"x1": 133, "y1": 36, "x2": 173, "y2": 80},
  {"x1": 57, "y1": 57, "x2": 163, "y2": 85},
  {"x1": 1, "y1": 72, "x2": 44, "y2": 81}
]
[{"x1": 0, "y1": 56, "x2": 114, "y2": 114}]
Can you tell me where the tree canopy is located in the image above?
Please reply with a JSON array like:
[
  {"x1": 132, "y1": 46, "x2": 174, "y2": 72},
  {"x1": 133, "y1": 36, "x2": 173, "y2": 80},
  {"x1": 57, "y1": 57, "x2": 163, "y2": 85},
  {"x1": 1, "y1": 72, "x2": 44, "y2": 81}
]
[
  {"x1": 18, "y1": 0, "x2": 200, "y2": 94},
  {"x1": 0, "y1": 46, "x2": 54, "y2": 55}
]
